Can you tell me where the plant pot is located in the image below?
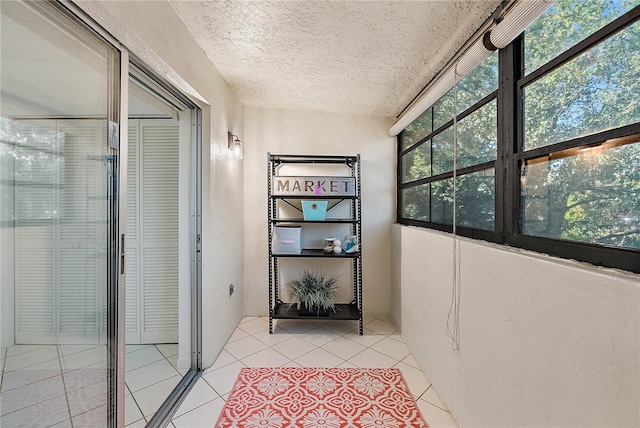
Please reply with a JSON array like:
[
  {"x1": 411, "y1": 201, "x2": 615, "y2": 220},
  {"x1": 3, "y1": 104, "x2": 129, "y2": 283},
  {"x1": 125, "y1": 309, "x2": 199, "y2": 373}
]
[{"x1": 298, "y1": 303, "x2": 330, "y2": 317}]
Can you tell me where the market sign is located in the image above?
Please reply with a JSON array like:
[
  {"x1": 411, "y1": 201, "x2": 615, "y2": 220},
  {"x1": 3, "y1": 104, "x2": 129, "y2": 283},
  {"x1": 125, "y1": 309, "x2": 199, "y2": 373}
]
[{"x1": 273, "y1": 176, "x2": 355, "y2": 196}]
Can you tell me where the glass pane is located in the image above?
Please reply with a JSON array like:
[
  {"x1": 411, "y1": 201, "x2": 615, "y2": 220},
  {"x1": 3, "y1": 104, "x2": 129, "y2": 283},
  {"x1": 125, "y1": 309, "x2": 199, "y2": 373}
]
[
  {"x1": 126, "y1": 81, "x2": 184, "y2": 420},
  {"x1": 400, "y1": 184, "x2": 430, "y2": 221},
  {"x1": 524, "y1": 19, "x2": 640, "y2": 150},
  {"x1": 433, "y1": 90, "x2": 454, "y2": 131},
  {"x1": 402, "y1": 108, "x2": 432, "y2": 151},
  {"x1": 432, "y1": 126, "x2": 454, "y2": 175},
  {"x1": 521, "y1": 142, "x2": 640, "y2": 249},
  {"x1": 525, "y1": 0, "x2": 640, "y2": 75},
  {"x1": 457, "y1": 51, "x2": 498, "y2": 112},
  {"x1": 401, "y1": 141, "x2": 431, "y2": 183},
  {"x1": 1, "y1": 2, "x2": 118, "y2": 426},
  {"x1": 431, "y1": 178, "x2": 454, "y2": 225},
  {"x1": 457, "y1": 100, "x2": 497, "y2": 169},
  {"x1": 432, "y1": 52, "x2": 497, "y2": 133},
  {"x1": 456, "y1": 169, "x2": 495, "y2": 230}
]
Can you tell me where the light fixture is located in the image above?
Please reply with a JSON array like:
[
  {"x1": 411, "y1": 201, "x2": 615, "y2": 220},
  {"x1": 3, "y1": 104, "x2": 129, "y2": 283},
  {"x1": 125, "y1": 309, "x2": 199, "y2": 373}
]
[{"x1": 228, "y1": 131, "x2": 242, "y2": 159}]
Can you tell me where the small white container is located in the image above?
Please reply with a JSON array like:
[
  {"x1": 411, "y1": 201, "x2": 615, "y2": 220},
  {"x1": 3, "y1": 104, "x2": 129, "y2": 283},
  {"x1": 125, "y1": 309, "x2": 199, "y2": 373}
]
[
  {"x1": 323, "y1": 237, "x2": 335, "y2": 253},
  {"x1": 273, "y1": 226, "x2": 302, "y2": 254}
]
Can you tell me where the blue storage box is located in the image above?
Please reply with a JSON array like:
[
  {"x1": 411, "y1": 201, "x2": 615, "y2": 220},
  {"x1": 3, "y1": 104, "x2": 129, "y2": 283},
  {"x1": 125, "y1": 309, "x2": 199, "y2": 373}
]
[{"x1": 302, "y1": 200, "x2": 328, "y2": 221}]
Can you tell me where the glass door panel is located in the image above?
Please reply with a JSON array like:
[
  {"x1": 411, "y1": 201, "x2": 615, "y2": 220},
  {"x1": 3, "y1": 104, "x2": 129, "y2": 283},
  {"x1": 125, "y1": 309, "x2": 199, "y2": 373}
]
[
  {"x1": 124, "y1": 74, "x2": 184, "y2": 426},
  {"x1": 1, "y1": 2, "x2": 120, "y2": 426}
]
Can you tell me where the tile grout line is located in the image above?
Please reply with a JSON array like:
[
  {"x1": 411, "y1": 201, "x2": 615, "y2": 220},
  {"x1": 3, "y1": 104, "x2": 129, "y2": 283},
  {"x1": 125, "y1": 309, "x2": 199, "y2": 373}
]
[
  {"x1": 3, "y1": 344, "x2": 50, "y2": 358},
  {"x1": 419, "y1": 385, "x2": 452, "y2": 413},
  {"x1": 2, "y1": 350, "x2": 62, "y2": 375},
  {"x1": 58, "y1": 345, "x2": 75, "y2": 428},
  {"x1": 127, "y1": 372, "x2": 183, "y2": 397},
  {"x1": 176, "y1": 318, "x2": 455, "y2": 427},
  {"x1": 125, "y1": 355, "x2": 180, "y2": 379},
  {"x1": 241, "y1": 344, "x2": 293, "y2": 367},
  {"x1": 201, "y1": 360, "x2": 246, "y2": 398},
  {"x1": 0, "y1": 348, "x2": 68, "y2": 424},
  {"x1": 251, "y1": 323, "x2": 396, "y2": 369},
  {"x1": 155, "y1": 344, "x2": 182, "y2": 373},
  {"x1": 419, "y1": 396, "x2": 453, "y2": 415},
  {"x1": 171, "y1": 393, "x2": 224, "y2": 423},
  {"x1": 125, "y1": 382, "x2": 149, "y2": 425},
  {"x1": 0, "y1": 347, "x2": 6, "y2": 392},
  {"x1": 325, "y1": 330, "x2": 396, "y2": 366}
]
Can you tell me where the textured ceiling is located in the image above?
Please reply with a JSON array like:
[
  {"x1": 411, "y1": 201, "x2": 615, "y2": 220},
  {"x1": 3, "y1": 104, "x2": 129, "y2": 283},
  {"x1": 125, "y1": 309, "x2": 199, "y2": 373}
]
[{"x1": 169, "y1": 0, "x2": 502, "y2": 117}]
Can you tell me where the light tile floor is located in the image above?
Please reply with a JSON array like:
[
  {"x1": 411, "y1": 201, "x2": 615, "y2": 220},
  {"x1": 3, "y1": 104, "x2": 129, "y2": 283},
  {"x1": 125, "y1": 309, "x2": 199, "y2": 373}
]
[
  {"x1": 1, "y1": 319, "x2": 458, "y2": 427},
  {"x1": 125, "y1": 343, "x2": 186, "y2": 426},
  {"x1": 0, "y1": 343, "x2": 111, "y2": 427},
  {"x1": 168, "y1": 317, "x2": 458, "y2": 428},
  {"x1": 0, "y1": 342, "x2": 183, "y2": 427}
]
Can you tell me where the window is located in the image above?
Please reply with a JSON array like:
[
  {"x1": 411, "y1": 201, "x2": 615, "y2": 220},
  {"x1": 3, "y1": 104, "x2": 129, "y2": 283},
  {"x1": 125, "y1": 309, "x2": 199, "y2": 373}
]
[
  {"x1": 401, "y1": 108, "x2": 432, "y2": 152},
  {"x1": 524, "y1": 16, "x2": 640, "y2": 149},
  {"x1": 397, "y1": 0, "x2": 640, "y2": 273},
  {"x1": 398, "y1": 51, "x2": 498, "y2": 234},
  {"x1": 521, "y1": 141, "x2": 640, "y2": 249},
  {"x1": 519, "y1": 0, "x2": 640, "y2": 255}
]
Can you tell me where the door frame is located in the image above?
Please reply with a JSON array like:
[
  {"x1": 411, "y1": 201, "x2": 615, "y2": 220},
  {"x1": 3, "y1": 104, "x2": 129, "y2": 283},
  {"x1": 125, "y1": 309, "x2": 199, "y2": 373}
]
[
  {"x1": 52, "y1": 2, "x2": 203, "y2": 426},
  {"x1": 128, "y1": 60, "x2": 203, "y2": 367}
]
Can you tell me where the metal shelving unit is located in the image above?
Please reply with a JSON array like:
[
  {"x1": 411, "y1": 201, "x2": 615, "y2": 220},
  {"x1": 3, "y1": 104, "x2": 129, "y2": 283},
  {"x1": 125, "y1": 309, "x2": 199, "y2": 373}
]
[{"x1": 268, "y1": 153, "x2": 363, "y2": 335}]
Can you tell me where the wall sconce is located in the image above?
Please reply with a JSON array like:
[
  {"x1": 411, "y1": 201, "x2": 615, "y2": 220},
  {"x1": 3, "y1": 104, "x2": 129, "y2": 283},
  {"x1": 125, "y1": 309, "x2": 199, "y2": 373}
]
[{"x1": 228, "y1": 132, "x2": 242, "y2": 159}]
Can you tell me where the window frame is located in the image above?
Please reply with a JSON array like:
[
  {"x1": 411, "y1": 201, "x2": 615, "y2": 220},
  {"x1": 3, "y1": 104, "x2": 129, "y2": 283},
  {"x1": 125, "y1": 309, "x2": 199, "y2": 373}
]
[
  {"x1": 398, "y1": 77, "x2": 499, "y2": 243},
  {"x1": 397, "y1": 4, "x2": 640, "y2": 274}
]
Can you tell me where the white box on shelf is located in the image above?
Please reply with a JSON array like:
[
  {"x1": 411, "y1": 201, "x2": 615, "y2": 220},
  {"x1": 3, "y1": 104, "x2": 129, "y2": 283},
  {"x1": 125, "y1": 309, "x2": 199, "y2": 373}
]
[{"x1": 273, "y1": 226, "x2": 302, "y2": 254}]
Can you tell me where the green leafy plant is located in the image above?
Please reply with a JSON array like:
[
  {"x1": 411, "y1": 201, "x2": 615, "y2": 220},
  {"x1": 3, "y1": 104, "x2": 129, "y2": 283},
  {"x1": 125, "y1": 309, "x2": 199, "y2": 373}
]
[{"x1": 288, "y1": 269, "x2": 338, "y2": 313}]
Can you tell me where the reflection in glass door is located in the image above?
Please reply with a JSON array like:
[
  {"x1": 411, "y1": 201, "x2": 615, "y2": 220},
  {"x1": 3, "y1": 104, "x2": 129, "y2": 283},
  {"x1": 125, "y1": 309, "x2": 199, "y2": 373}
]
[
  {"x1": 0, "y1": 2, "x2": 120, "y2": 426},
  {"x1": 124, "y1": 74, "x2": 196, "y2": 425}
]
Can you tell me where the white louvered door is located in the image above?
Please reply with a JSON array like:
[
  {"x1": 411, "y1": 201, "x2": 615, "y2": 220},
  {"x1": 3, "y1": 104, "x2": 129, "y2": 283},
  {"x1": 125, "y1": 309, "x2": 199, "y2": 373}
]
[
  {"x1": 15, "y1": 119, "x2": 106, "y2": 344},
  {"x1": 57, "y1": 120, "x2": 106, "y2": 344},
  {"x1": 125, "y1": 119, "x2": 179, "y2": 344},
  {"x1": 14, "y1": 121, "x2": 59, "y2": 344},
  {"x1": 125, "y1": 123, "x2": 140, "y2": 342}
]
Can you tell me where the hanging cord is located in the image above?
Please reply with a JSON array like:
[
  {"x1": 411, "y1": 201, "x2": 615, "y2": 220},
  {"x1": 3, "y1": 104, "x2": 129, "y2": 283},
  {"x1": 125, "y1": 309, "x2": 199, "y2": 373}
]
[{"x1": 446, "y1": 65, "x2": 461, "y2": 354}]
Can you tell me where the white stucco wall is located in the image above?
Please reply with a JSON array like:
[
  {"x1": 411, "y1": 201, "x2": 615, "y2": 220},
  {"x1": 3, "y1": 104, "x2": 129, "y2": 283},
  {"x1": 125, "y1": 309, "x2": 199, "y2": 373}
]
[
  {"x1": 392, "y1": 224, "x2": 640, "y2": 427},
  {"x1": 243, "y1": 108, "x2": 395, "y2": 318},
  {"x1": 76, "y1": 0, "x2": 245, "y2": 368}
]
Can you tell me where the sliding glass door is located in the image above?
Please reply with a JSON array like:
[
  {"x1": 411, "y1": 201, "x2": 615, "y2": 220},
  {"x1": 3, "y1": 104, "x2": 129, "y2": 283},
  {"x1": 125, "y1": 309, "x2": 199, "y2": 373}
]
[{"x1": 1, "y1": 2, "x2": 120, "y2": 426}]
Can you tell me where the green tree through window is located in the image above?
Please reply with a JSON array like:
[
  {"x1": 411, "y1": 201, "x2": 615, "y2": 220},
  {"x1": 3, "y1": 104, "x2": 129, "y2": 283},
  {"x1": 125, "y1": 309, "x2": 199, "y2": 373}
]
[
  {"x1": 522, "y1": 0, "x2": 640, "y2": 249},
  {"x1": 398, "y1": 0, "x2": 640, "y2": 269}
]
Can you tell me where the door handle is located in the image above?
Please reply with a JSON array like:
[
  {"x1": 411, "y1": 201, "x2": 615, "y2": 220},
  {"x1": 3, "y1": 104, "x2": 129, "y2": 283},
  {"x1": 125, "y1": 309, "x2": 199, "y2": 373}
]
[{"x1": 120, "y1": 233, "x2": 125, "y2": 273}]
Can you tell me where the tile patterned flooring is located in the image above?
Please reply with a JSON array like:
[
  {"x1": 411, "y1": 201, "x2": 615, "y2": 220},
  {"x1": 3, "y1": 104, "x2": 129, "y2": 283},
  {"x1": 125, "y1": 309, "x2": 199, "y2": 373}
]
[
  {"x1": 0, "y1": 343, "x2": 111, "y2": 427},
  {"x1": 168, "y1": 317, "x2": 458, "y2": 428},
  {"x1": 1, "y1": 318, "x2": 458, "y2": 427},
  {"x1": 125, "y1": 343, "x2": 186, "y2": 425},
  {"x1": 0, "y1": 342, "x2": 183, "y2": 427}
]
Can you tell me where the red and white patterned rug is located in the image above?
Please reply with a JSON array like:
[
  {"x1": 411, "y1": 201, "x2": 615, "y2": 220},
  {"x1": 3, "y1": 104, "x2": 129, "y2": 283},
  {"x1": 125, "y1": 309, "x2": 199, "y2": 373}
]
[{"x1": 215, "y1": 367, "x2": 428, "y2": 427}]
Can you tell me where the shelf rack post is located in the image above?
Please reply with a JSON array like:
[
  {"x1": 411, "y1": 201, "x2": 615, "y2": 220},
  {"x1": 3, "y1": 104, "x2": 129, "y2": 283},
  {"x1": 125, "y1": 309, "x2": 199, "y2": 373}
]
[{"x1": 267, "y1": 154, "x2": 363, "y2": 335}]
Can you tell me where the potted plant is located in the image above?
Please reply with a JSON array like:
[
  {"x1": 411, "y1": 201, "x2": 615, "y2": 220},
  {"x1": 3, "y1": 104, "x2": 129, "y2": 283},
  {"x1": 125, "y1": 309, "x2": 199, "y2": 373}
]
[{"x1": 288, "y1": 269, "x2": 338, "y2": 316}]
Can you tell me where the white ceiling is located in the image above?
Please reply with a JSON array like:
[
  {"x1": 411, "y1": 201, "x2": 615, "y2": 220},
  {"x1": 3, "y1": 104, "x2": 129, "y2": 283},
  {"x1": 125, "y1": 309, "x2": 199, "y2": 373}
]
[{"x1": 169, "y1": 0, "x2": 503, "y2": 118}]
